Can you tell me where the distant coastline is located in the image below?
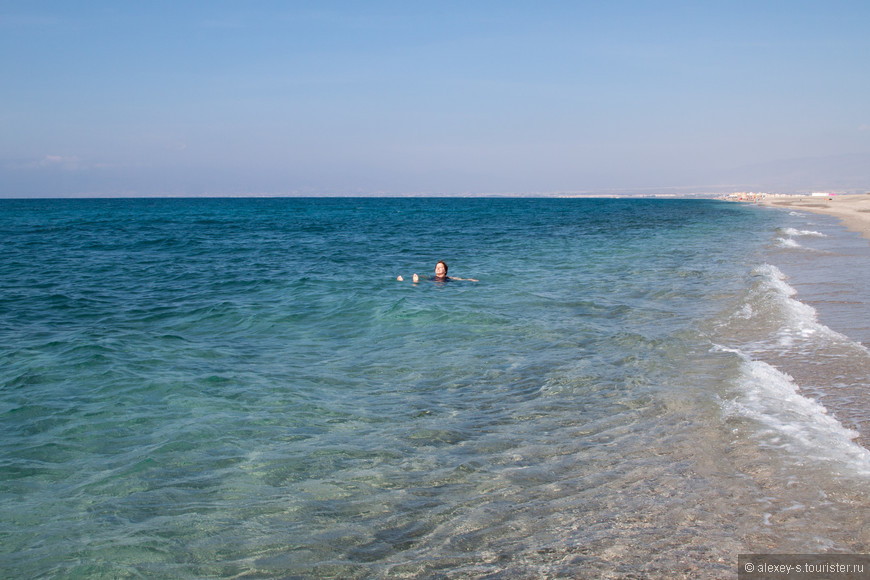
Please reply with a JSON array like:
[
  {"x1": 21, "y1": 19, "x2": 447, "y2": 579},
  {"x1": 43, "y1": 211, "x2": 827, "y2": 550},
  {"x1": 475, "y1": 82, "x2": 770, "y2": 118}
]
[
  {"x1": 731, "y1": 193, "x2": 870, "y2": 243},
  {"x1": 3, "y1": 187, "x2": 869, "y2": 200}
]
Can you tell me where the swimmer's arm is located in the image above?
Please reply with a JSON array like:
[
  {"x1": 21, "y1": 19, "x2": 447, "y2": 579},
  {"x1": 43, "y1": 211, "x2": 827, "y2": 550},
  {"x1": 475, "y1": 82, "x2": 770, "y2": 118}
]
[{"x1": 397, "y1": 274, "x2": 478, "y2": 282}]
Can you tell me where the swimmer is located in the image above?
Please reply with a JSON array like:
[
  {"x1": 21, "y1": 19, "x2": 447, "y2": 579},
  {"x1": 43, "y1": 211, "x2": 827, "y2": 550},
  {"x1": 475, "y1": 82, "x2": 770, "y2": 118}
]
[{"x1": 397, "y1": 260, "x2": 478, "y2": 283}]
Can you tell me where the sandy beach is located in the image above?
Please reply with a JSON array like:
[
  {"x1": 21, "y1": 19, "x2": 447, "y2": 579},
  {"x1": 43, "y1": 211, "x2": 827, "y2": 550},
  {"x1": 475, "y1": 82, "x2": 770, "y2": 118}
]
[{"x1": 758, "y1": 194, "x2": 870, "y2": 243}]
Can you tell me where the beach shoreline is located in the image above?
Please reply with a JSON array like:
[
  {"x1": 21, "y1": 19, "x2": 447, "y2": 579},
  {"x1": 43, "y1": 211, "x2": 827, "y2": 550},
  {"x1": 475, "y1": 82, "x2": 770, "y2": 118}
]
[{"x1": 757, "y1": 194, "x2": 870, "y2": 243}]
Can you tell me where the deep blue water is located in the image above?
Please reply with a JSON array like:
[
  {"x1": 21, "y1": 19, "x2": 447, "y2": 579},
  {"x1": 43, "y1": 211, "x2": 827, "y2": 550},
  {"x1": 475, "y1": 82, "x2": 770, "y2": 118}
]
[{"x1": 2, "y1": 197, "x2": 869, "y2": 578}]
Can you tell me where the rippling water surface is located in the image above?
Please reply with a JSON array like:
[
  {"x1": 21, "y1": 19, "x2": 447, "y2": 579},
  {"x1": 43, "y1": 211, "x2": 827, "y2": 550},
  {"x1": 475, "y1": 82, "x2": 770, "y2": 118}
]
[{"x1": 1, "y1": 197, "x2": 868, "y2": 578}]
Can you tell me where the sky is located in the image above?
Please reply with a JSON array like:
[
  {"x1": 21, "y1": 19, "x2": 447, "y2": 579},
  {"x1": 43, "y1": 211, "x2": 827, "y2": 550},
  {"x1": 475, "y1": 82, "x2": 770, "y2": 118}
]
[{"x1": 1, "y1": 1, "x2": 869, "y2": 197}]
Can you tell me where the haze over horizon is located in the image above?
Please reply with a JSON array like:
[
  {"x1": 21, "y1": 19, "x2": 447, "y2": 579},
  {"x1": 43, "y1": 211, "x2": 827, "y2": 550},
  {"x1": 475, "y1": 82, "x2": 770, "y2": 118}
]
[{"x1": 2, "y1": 1, "x2": 869, "y2": 198}]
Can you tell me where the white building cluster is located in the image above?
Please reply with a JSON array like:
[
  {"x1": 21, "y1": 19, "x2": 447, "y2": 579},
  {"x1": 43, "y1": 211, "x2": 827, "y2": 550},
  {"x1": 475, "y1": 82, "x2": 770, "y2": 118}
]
[
  {"x1": 721, "y1": 192, "x2": 769, "y2": 202},
  {"x1": 721, "y1": 192, "x2": 833, "y2": 202}
]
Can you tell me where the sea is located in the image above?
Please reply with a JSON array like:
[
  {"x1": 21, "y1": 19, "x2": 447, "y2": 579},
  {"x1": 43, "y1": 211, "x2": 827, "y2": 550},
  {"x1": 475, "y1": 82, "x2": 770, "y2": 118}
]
[{"x1": 1, "y1": 197, "x2": 869, "y2": 579}]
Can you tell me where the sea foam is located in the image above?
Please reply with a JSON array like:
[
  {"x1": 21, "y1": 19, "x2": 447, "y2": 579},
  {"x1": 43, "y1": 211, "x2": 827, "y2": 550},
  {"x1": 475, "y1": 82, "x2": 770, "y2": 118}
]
[
  {"x1": 714, "y1": 263, "x2": 870, "y2": 474},
  {"x1": 720, "y1": 351, "x2": 870, "y2": 475},
  {"x1": 752, "y1": 264, "x2": 860, "y2": 350},
  {"x1": 777, "y1": 227, "x2": 827, "y2": 238}
]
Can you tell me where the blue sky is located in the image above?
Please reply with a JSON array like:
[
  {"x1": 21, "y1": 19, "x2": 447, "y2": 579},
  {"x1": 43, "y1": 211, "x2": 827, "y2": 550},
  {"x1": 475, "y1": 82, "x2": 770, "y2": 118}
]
[{"x1": 2, "y1": 1, "x2": 869, "y2": 196}]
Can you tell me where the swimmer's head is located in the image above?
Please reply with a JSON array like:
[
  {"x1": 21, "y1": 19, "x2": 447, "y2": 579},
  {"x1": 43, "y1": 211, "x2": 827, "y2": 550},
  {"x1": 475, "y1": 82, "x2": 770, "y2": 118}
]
[{"x1": 435, "y1": 261, "x2": 448, "y2": 278}]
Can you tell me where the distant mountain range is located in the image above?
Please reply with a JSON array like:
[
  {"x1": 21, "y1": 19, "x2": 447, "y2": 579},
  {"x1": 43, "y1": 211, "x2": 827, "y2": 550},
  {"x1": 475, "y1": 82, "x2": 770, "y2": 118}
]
[{"x1": 720, "y1": 152, "x2": 870, "y2": 193}]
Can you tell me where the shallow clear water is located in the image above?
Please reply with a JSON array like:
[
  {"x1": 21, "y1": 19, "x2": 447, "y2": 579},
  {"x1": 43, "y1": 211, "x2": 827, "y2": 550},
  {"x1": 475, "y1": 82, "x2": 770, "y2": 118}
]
[{"x1": 1, "y1": 197, "x2": 868, "y2": 578}]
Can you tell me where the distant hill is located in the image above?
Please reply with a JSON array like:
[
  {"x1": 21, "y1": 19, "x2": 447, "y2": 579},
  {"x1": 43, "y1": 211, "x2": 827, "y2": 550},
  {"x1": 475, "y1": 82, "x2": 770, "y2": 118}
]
[{"x1": 721, "y1": 152, "x2": 870, "y2": 193}]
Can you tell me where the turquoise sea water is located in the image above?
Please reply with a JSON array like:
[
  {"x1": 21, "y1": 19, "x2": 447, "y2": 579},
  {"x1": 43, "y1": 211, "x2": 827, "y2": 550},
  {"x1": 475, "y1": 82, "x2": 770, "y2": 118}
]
[{"x1": 2, "y1": 197, "x2": 869, "y2": 578}]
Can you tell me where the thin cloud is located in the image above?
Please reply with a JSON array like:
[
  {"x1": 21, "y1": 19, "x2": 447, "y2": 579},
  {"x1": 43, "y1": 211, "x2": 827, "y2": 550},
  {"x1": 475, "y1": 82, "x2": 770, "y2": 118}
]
[
  {"x1": 1, "y1": 155, "x2": 100, "y2": 171},
  {"x1": 41, "y1": 155, "x2": 81, "y2": 170}
]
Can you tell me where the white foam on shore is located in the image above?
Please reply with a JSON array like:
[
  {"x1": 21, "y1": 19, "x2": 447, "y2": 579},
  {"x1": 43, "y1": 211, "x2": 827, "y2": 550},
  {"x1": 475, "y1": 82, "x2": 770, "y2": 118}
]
[
  {"x1": 775, "y1": 237, "x2": 803, "y2": 249},
  {"x1": 714, "y1": 264, "x2": 870, "y2": 475},
  {"x1": 758, "y1": 263, "x2": 817, "y2": 328},
  {"x1": 752, "y1": 264, "x2": 861, "y2": 349},
  {"x1": 778, "y1": 227, "x2": 827, "y2": 238},
  {"x1": 773, "y1": 227, "x2": 827, "y2": 250},
  {"x1": 716, "y1": 346, "x2": 870, "y2": 476}
]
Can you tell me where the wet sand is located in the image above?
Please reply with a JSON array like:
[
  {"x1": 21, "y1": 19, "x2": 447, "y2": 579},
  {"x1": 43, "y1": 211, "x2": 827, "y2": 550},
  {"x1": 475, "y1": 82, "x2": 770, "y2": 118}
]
[{"x1": 758, "y1": 194, "x2": 870, "y2": 243}]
